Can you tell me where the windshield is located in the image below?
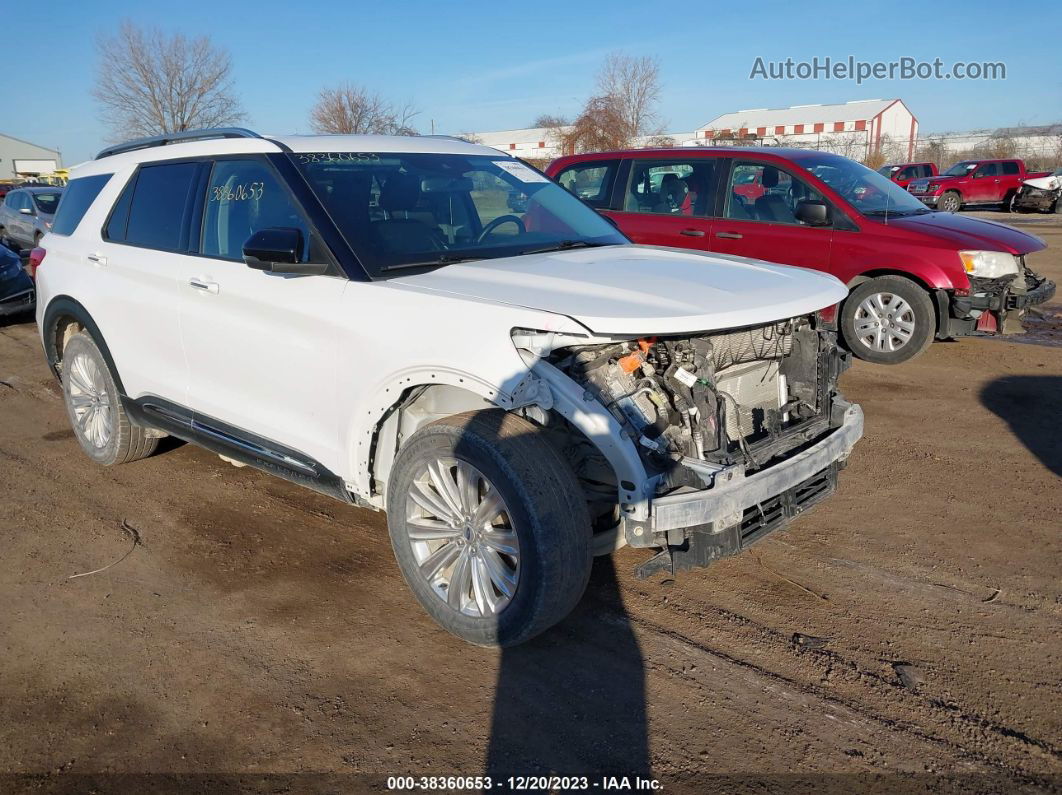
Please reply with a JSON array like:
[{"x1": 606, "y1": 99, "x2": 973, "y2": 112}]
[
  {"x1": 942, "y1": 161, "x2": 977, "y2": 177},
  {"x1": 32, "y1": 192, "x2": 62, "y2": 214},
  {"x1": 290, "y1": 152, "x2": 628, "y2": 275},
  {"x1": 792, "y1": 153, "x2": 931, "y2": 216}
]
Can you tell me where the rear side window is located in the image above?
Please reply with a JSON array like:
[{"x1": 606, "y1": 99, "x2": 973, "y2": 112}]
[
  {"x1": 555, "y1": 161, "x2": 619, "y2": 208},
  {"x1": 1001, "y1": 161, "x2": 1020, "y2": 175},
  {"x1": 51, "y1": 175, "x2": 111, "y2": 236},
  {"x1": 110, "y1": 162, "x2": 201, "y2": 252}
]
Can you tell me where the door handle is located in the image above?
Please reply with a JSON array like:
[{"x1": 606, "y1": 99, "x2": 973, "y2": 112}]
[
  {"x1": 679, "y1": 228, "x2": 706, "y2": 237},
  {"x1": 87, "y1": 253, "x2": 107, "y2": 267},
  {"x1": 716, "y1": 231, "x2": 743, "y2": 240},
  {"x1": 188, "y1": 278, "x2": 219, "y2": 294}
]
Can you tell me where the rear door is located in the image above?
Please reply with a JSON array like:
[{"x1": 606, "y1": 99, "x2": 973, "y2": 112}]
[
  {"x1": 999, "y1": 161, "x2": 1023, "y2": 201},
  {"x1": 179, "y1": 156, "x2": 346, "y2": 470},
  {"x1": 605, "y1": 156, "x2": 717, "y2": 249},
  {"x1": 708, "y1": 158, "x2": 833, "y2": 274},
  {"x1": 91, "y1": 161, "x2": 204, "y2": 405}
]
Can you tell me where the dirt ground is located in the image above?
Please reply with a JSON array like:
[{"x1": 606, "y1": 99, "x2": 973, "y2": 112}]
[{"x1": 1, "y1": 210, "x2": 1060, "y2": 794}]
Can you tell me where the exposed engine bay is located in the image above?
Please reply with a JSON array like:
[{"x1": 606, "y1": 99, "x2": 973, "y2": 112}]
[{"x1": 551, "y1": 315, "x2": 847, "y2": 481}]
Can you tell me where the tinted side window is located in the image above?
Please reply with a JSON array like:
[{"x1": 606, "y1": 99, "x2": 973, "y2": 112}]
[
  {"x1": 975, "y1": 162, "x2": 1000, "y2": 177},
  {"x1": 1001, "y1": 161, "x2": 1020, "y2": 175},
  {"x1": 51, "y1": 175, "x2": 111, "y2": 236},
  {"x1": 898, "y1": 167, "x2": 916, "y2": 181},
  {"x1": 123, "y1": 162, "x2": 201, "y2": 252},
  {"x1": 724, "y1": 161, "x2": 824, "y2": 225},
  {"x1": 623, "y1": 159, "x2": 716, "y2": 217},
  {"x1": 202, "y1": 159, "x2": 310, "y2": 260},
  {"x1": 555, "y1": 161, "x2": 618, "y2": 208}
]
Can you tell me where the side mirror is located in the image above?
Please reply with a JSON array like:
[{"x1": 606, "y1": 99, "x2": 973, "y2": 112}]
[
  {"x1": 19, "y1": 207, "x2": 33, "y2": 215},
  {"x1": 243, "y1": 227, "x2": 327, "y2": 275},
  {"x1": 795, "y1": 200, "x2": 831, "y2": 227}
]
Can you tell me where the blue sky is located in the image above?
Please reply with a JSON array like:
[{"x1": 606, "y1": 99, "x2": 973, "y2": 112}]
[{"x1": 3, "y1": 0, "x2": 1059, "y2": 165}]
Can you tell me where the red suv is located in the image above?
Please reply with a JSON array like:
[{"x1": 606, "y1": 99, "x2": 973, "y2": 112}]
[{"x1": 547, "y1": 148, "x2": 1054, "y2": 364}]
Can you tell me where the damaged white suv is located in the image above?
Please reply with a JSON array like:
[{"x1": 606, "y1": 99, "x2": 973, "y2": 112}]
[{"x1": 36, "y1": 129, "x2": 863, "y2": 646}]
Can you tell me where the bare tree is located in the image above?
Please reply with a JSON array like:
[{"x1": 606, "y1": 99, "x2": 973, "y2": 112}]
[
  {"x1": 532, "y1": 114, "x2": 569, "y2": 130},
  {"x1": 309, "y1": 83, "x2": 418, "y2": 136},
  {"x1": 595, "y1": 53, "x2": 662, "y2": 140},
  {"x1": 561, "y1": 53, "x2": 663, "y2": 153},
  {"x1": 560, "y1": 95, "x2": 632, "y2": 153},
  {"x1": 93, "y1": 21, "x2": 244, "y2": 139}
]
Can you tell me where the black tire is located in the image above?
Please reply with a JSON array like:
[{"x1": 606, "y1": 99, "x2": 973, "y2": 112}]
[
  {"x1": 61, "y1": 331, "x2": 158, "y2": 465},
  {"x1": 1002, "y1": 192, "x2": 1017, "y2": 213},
  {"x1": 386, "y1": 409, "x2": 592, "y2": 647},
  {"x1": 938, "y1": 191, "x2": 962, "y2": 213},
  {"x1": 841, "y1": 276, "x2": 936, "y2": 365}
]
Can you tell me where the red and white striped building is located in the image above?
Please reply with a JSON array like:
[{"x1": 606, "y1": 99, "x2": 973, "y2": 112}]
[{"x1": 694, "y1": 99, "x2": 918, "y2": 159}]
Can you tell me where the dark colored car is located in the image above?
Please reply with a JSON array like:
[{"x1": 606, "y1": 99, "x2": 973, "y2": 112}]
[
  {"x1": 0, "y1": 243, "x2": 34, "y2": 318},
  {"x1": 547, "y1": 147, "x2": 1055, "y2": 364}
]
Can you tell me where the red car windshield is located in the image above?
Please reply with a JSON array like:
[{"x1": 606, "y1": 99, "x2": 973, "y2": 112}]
[{"x1": 793, "y1": 153, "x2": 931, "y2": 216}]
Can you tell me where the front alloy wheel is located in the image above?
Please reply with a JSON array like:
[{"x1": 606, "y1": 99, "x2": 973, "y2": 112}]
[
  {"x1": 406, "y1": 458, "x2": 520, "y2": 617},
  {"x1": 939, "y1": 191, "x2": 961, "y2": 213},
  {"x1": 387, "y1": 410, "x2": 592, "y2": 647}
]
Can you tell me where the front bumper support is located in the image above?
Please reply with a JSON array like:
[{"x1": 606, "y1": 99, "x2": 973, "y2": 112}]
[{"x1": 633, "y1": 403, "x2": 864, "y2": 577}]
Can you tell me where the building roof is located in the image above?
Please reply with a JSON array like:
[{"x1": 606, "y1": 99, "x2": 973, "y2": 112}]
[
  {"x1": 698, "y1": 99, "x2": 905, "y2": 131},
  {"x1": 471, "y1": 127, "x2": 569, "y2": 146},
  {"x1": 0, "y1": 131, "x2": 60, "y2": 157}
]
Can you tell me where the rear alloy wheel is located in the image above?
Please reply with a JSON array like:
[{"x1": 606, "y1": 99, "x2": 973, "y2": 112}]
[
  {"x1": 938, "y1": 191, "x2": 962, "y2": 213},
  {"x1": 62, "y1": 331, "x2": 158, "y2": 465},
  {"x1": 387, "y1": 410, "x2": 592, "y2": 647},
  {"x1": 841, "y1": 276, "x2": 935, "y2": 364}
]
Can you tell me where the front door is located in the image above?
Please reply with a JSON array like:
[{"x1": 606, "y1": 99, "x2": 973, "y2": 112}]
[
  {"x1": 179, "y1": 156, "x2": 346, "y2": 471},
  {"x1": 968, "y1": 162, "x2": 1001, "y2": 203},
  {"x1": 605, "y1": 157, "x2": 718, "y2": 250},
  {"x1": 708, "y1": 159, "x2": 834, "y2": 275}
]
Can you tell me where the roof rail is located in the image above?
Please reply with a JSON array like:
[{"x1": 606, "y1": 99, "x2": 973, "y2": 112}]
[{"x1": 95, "y1": 127, "x2": 263, "y2": 160}]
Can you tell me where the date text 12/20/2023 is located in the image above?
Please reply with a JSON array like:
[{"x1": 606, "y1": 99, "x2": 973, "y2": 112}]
[{"x1": 386, "y1": 775, "x2": 663, "y2": 791}]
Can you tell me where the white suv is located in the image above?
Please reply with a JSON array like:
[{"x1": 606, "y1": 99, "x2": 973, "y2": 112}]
[{"x1": 36, "y1": 128, "x2": 863, "y2": 646}]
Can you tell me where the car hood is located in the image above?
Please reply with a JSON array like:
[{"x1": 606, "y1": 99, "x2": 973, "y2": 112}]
[
  {"x1": 386, "y1": 245, "x2": 848, "y2": 335},
  {"x1": 1023, "y1": 174, "x2": 1061, "y2": 190},
  {"x1": 912, "y1": 174, "x2": 963, "y2": 186},
  {"x1": 886, "y1": 212, "x2": 1046, "y2": 255}
]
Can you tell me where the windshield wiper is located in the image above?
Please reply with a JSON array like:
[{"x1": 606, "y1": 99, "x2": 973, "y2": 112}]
[
  {"x1": 381, "y1": 254, "x2": 483, "y2": 272},
  {"x1": 863, "y1": 208, "x2": 931, "y2": 217},
  {"x1": 517, "y1": 240, "x2": 612, "y2": 256}
]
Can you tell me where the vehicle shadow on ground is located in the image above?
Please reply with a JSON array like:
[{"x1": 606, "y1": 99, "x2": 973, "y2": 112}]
[
  {"x1": 980, "y1": 375, "x2": 1062, "y2": 476},
  {"x1": 485, "y1": 556, "x2": 651, "y2": 783}
]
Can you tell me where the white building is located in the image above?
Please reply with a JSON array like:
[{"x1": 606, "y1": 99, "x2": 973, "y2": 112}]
[
  {"x1": 0, "y1": 132, "x2": 62, "y2": 180},
  {"x1": 470, "y1": 126, "x2": 570, "y2": 161},
  {"x1": 694, "y1": 99, "x2": 918, "y2": 160}
]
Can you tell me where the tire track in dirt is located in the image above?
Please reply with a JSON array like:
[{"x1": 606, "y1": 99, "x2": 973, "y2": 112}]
[{"x1": 607, "y1": 587, "x2": 1061, "y2": 783}]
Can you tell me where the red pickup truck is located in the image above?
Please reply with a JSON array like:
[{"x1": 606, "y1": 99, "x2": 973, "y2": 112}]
[
  {"x1": 907, "y1": 159, "x2": 1050, "y2": 212},
  {"x1": 877, "y1": 162, "x2": 937, "y2": 188}
]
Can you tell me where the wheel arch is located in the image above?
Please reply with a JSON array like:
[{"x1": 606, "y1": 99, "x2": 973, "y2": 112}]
[
  {"x1": 41, "y1": 295, "x2": 125, "y2": 392},
  {"x1": 356, "y1": 363, "x2": 651, "y2": 522}
]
